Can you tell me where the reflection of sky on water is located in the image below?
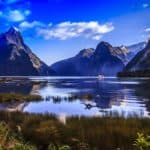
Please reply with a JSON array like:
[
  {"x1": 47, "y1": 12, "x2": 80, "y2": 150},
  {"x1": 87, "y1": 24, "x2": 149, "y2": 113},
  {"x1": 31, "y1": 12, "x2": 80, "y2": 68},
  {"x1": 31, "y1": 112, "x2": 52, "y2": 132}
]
[
  {"x1": 24, "y1": 100, "x2": 101, "y2": 116},
  {"x1": 39, "y1": 85, "x2": 73, "y2": 97},
  {"x1": 38, "y1": 85, "x2": 93, "y2": 97},
  {"x1": 104, "y1": 81, "x2": 140, "y2": 85},
  {"x1": 0, "y1": 77, "x2": 150, "y2": 118}
]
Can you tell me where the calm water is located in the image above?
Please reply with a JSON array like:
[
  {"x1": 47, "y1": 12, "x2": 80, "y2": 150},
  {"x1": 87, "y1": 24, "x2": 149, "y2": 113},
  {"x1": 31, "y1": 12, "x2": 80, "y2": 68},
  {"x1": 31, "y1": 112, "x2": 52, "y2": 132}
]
[{"x1": 0, "y1": 76, "x2": 150, "y2": 118}]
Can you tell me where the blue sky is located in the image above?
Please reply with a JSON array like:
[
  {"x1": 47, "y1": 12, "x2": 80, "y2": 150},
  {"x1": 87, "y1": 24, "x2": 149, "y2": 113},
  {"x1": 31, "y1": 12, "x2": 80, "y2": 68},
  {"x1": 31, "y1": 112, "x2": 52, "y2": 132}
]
[{"x1": 0, "y1": 0, "x2": 150, "y2": 65}]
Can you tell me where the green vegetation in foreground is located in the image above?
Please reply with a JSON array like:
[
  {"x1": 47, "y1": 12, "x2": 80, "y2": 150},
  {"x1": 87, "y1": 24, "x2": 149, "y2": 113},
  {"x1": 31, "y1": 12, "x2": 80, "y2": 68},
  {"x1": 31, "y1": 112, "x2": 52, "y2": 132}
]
[
  {"x1": 134, "y1": 133, "x2": 150, "y2": 150},
  {"x1": 0, "y1": 111, "x2": 149, "y2": 150},
  {"x1": 0, "y1": 93, "x2": 43, "y2": 102},
  {"x1": 117, "y1": 70, "x2": 150, "y2": 77},
  {"x1": 0, "y1": 122, "x2": 36, "y2": 150}
]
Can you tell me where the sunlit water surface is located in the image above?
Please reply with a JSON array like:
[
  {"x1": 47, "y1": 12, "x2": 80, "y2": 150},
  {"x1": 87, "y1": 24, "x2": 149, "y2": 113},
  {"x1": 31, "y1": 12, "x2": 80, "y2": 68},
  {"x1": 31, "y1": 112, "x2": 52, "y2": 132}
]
[{"x1": 0, "y1": 76, "x2": 150, "y2": 118}]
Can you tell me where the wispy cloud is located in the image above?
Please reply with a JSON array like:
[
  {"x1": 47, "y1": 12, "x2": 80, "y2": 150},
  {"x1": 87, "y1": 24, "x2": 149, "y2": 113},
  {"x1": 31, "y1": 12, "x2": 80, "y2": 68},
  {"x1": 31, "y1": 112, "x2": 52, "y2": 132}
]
[
  {"x1": 19, "y1": 21, "x2": 45, "y2": 30},
  {"x1": 142, "y1": 3, "x2": 149, "y2": 8},
  {"x1": 0, "y1": 0, "x2": 31, "y2": 23},
  {"x1": 92, "y1": 35, "x2": 103, "y2": 40},
  {"x1": 34, "y1": 21, "x2": 114, "y2": 40},
  {"x1": 0, "y1": 8, "x2": 31, "y2": 22},
  {"x1": 145, "y1": 28, "x2": 150, "y2": 32}
]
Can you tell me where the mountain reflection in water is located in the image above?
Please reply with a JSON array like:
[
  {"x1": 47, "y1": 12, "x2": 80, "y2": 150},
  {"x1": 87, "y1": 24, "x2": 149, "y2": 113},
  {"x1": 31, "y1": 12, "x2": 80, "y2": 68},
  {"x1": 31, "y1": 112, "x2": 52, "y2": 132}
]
[{"x1": 0, "y1": 77, "x2": 149, "y2": 118}]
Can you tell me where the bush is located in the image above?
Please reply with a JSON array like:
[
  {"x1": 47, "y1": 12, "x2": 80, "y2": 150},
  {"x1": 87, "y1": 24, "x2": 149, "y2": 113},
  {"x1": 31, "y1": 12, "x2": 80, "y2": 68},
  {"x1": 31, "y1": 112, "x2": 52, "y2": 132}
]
[
  {"x1": 0, "y1": 122, "x2": 36, "y2": 150},
  {"x1": 48, "y1": 144, "x2": 71, "y2": 150},
  {"x1": 134, "y1": 133, "x2": 150, "y2": 150},
  {"x1": 13, "y1": 143, "x2": 37, "y2": 150}
]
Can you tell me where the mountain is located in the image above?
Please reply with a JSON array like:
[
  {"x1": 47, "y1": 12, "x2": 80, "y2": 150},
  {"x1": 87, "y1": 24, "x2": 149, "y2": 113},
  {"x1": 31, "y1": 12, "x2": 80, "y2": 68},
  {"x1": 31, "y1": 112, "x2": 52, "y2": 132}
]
[
  {"x1": 51, "y1": 48, "x2": 95, "y2": 76},
  {"x1": 127, "y1": 42, "x2": 146, "y2": 55},
  {"x1": 124, "y1": 40, "x2": 150, "y2": 71},
  {"x1": 124, "y1": 42, "x2": 146, "y2": 61},
  {"x1": 0, "y1": 27, "x2": 54, "y2": 76},
  {"x1": 51, "y1": 41, "x2": 128, "y2": 76}
]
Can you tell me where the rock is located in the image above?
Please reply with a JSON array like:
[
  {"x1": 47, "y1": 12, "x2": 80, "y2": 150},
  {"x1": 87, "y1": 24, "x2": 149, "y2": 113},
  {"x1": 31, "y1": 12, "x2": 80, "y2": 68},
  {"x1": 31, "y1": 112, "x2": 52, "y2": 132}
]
[
  {"x1": 51, "y1": 41, "x2": 128, "y2": 76},
  {"x1": 0, "y1": 27, "x2": 54, "y2": 76}
]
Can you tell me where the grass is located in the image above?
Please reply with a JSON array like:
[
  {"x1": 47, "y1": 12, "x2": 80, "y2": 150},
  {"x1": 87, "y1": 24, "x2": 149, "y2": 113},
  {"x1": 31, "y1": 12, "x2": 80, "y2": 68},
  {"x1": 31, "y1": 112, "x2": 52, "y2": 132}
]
[
  {"x1": 0, "y1": 93, "x2": 43, "y2": 102},
  {"x1": 0, "y1": 111, "x2": 149, "y2": 150},
  {"x1": 0, "y1": 122, "x2": 36, "y2": 150}
]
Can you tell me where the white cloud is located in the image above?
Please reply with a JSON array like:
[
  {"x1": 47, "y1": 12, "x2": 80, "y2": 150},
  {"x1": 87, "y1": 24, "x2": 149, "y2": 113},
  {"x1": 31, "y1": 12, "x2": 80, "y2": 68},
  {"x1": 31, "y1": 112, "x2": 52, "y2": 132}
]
[
  {"x1": 37, "y1": 21, "x2": 114, "y2": 40},
  {"x1": 143, "y1": 3, "x2": 149, "y2": 8},
  {"x1": 19, "y1": 21, "x2": 45, "y2": 30},
  {"x1": 7, "y1": 10, "x2": 25, "y2": 21},
  {"x1": 92, "y1": 35, "x2": 102, "y2": 40},
  {"x1": 145, "y1": 28, "x2": 150, "y2": 32},
  {"x1": 0, "y1": 9, "x2": 31, "y2": 22}
]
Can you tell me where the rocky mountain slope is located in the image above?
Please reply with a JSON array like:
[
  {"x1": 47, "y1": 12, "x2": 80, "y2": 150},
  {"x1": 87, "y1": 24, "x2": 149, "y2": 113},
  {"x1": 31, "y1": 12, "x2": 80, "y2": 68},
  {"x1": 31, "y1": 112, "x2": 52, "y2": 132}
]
[
  {"x1": 0, "y1": 27, "x2": 54, "y2": 76},
  {"x1": 0, "y1": 27, "x2": 146, "y2": 76},
  {"x1": 123, "y1": 42, "x2": 146, "y2": 61},
  {"x1": 124, "y1": 40, "x2": 150, "y2": 71},
  {"x1": 51, "y1": 41, "x2": 129, "y2": 76}
]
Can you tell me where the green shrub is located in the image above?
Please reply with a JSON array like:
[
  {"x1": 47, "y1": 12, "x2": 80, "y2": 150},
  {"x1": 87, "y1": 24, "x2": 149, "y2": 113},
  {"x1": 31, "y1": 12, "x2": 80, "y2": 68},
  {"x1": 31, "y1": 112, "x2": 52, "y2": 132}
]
[
  {"x1": 0, "y1": 122, "x2": 36, "y2": 150},
  {"x1": 13, "y1": 143, "x2": 37, "y2": 150},
  {"x1": 48, "y1": 144, "x2": 71, "y2": 150},
  {"x1": 0, "y1": 145, "x2": 3, "y2": 150},
  {"x1": 134, "y1": 133, "x2": 150, "y2": 150}
]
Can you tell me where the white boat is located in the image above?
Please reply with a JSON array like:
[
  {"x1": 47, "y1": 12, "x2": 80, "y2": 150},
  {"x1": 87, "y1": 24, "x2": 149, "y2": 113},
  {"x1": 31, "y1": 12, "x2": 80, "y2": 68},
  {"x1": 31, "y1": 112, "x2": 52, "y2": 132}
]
[{"x1": 98, "y1": 75, "x2": 104, "y2": 79}]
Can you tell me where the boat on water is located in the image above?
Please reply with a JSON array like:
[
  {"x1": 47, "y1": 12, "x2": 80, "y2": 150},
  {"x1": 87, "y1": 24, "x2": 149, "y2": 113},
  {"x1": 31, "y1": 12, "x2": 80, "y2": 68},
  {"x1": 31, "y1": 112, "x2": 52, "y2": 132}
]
[{"x1": 98, "y1": 75, "x2": 104, "y2": 79}]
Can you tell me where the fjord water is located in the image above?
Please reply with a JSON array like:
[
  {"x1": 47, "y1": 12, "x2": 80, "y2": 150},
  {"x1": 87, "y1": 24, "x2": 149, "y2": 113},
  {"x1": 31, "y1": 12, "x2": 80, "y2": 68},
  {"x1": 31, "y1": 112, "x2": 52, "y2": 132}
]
[{"x1": 0, "y1": 77, "x2": 150, "y2": 118}]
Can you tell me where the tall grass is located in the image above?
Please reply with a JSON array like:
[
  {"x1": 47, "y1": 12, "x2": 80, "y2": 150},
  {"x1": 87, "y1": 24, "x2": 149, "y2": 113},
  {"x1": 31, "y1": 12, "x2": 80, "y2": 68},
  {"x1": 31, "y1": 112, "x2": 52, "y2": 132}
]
[
  {"x1": 0, "y1": 111, "x2": 149, "y2": 150},
  {"x1": 0, "y1": 122, "x2": 36, "y2": 150},
  {"x1": 0, "y1": 93, "x2": 43, "y2": 102}
]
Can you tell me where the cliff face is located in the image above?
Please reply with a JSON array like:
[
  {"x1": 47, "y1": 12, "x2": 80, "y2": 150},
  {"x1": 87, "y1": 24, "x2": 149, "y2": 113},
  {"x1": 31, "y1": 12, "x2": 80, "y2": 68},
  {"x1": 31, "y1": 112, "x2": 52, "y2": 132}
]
[
  {"x1": 124, "y1": 40, "x2": 150, "y2": 71},
  {"x1": 88, "y1": 42, "x2": 126, "y2": 76},
  {"x1": 125, "y1": 42, "x2": 146, "y2": 61},
  {"x1": 0, "y1": 27, "x2": 54, "y2": 76},
  {"x1": 0, "y1": 27, "x2": 146, "y2": 76},
  {"x1": 50, "y1": 48, "x2": 94, "y2": 76},
  {"x1": 51, "y1": 41, "x2": 128, "y2": 76}
]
